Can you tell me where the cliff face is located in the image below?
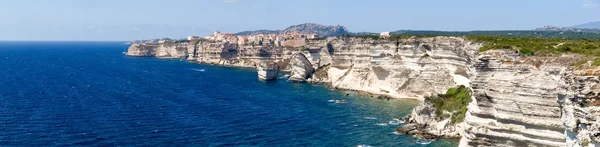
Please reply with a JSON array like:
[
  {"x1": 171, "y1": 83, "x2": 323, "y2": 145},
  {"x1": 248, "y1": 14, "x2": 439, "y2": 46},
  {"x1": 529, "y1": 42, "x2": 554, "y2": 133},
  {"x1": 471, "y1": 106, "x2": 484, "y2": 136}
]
[
  {"x1": 288, "y1": 53, "x2": 315, "y2": 82},
  {"x1": 126, "y1": 42, "x2": 188, "y2": 58},
  {"x1": 462, "y1": 50, "x2": 575, "y2": 146},
  {"x1": 322, "y1": 37, "x2": 479, "y2": 99},
  {"x1": 128, "y1": 37, "x2": 477, "y2": 99},
  {"x1": 562, "y1": 73, "x2": 600, "y2": 147},
  {"x1": 126, "y1": 36, "x2": 600, "y2": 146},
  {"x1": 257, "y1": 61, "x2": 279, "y2": 81}
]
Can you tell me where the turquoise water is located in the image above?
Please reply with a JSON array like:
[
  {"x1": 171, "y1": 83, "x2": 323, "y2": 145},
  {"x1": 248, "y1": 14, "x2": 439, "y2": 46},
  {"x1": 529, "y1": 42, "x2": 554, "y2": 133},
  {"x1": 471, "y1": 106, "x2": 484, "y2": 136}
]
[{"x1": 0, "y1": 41, "x2": 456, "y2": 146}]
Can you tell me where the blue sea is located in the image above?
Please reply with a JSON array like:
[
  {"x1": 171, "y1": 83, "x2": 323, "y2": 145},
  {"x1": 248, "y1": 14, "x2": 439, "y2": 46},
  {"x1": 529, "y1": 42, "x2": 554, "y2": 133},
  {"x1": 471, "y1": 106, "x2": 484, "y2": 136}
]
[{"x1": 0, "y1": 41, "x2": 457, "y2": 146}]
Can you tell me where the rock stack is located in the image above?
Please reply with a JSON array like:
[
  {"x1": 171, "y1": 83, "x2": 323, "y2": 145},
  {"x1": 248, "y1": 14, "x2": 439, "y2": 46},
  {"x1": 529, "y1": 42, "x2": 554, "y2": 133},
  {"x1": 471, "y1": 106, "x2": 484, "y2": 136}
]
[
  {"x1": 257, "y1": 61, "x2": 280, "y2": 81},
  {"x1": 288, "y1": 53, "x2": 314, "y2": 82}
]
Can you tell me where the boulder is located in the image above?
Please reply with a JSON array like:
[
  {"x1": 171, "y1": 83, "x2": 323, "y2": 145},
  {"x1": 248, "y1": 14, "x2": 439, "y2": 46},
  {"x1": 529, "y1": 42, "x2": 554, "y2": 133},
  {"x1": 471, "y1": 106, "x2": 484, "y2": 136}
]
[
  {"x1": 288, "y1": 53, "x2": 314, "y2": 82},
  {"x1": 257, "y1": 61, "x2": 280, "y2": 81},
  {"x1": 396, "y1": 124, "x2": 418, "y2": 134}
]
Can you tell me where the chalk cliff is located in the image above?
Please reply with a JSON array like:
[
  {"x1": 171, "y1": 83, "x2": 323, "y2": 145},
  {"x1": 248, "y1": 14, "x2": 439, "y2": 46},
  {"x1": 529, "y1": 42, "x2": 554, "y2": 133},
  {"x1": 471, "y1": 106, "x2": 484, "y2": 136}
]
[
  {"x1": 288, "y1": 53, "x2": 315, "y2": 82},
  {"x1": 126, "y1": 36, "x2": 600, "y2": 147},
  {"x1": 126, "y1": 42, "x2": 188, "y2": 58},
  {"x1": 257, "y1": 61, "x2": 279, "y2": 81}
]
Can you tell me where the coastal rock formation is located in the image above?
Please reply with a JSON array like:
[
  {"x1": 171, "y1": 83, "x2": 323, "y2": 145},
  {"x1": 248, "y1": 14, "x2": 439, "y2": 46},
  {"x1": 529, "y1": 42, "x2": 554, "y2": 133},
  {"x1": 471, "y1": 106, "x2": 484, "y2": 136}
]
[
  {"x1": 257, "y1": 61, "x2": 280, "y2": 81},
  {"x1": 320, "y1": 36, "x2": 479, "y2": 99},
  {"x1": 126, "y1": 36, "x2": 600, "y2": 146},
  {"x1": 561, "y1": 74, "x2": 600, "y2": 146},
  {"x1": 127, "y1": 36, "x2": 478, "y2": 99},
  {"x1": 396, "y1": 102, "x2": 460, "y2": 139},
  {"x1": 459, "y1": 50, "x2": 576, "y2": 146},
  {"x1": 288, "y1": 53, "x2": 314, "y2": 82},
  {"x1": 126, "y1": 41, "x2": 187, "y2": 58}
]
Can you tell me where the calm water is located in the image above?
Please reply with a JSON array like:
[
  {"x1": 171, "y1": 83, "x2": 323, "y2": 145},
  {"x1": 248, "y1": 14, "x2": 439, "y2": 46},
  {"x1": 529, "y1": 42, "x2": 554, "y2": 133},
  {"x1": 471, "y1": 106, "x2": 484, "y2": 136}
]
[{"x1": 0, "y1": 41, "x2": 456, "y2": 146}]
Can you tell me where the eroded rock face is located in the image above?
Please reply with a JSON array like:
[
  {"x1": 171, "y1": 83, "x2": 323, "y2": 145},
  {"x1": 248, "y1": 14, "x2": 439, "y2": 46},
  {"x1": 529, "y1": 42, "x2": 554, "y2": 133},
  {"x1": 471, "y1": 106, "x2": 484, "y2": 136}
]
[
  {"x1": 320, "y1": 37, "x2": 479, "y2": 99},
  {"x1": 126, "y1": 42, "x2": 187, "y2": 58},
  {"x1": 288, "y1": 53, "x2": 314, "y2": 82},
  {"x1": 397, "y1": 102, "x2": 460, "y2": 139},
  {"x1": 561, "y1": 75, "x2": 600, "y2": 147},
  {"x1": 127, "y1": 37, "x2": 479, "y2": 99},
  {"x1": 459, "y1": 50, "x2": 581, "y2": 147},
  {"x1": 257, "y1": 61, "x2": 279, "y2": 81},
  {"x1": 126, "y1": 44, "x2": 157, "y2": 56}
]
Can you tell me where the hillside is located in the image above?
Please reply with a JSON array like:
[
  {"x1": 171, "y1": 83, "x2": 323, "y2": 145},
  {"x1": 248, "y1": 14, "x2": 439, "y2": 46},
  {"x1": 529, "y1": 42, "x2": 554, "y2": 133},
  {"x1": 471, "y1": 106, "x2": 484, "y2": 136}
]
[
  {"x1": 574, "y1": 21, "x2": 600, "y2": 29},
  {"x1": 237, "y1": 23, "x2": 600, "y2": 40},
  {"x1": 235, "y1": 23, "x2": 349, "y2": 37}
]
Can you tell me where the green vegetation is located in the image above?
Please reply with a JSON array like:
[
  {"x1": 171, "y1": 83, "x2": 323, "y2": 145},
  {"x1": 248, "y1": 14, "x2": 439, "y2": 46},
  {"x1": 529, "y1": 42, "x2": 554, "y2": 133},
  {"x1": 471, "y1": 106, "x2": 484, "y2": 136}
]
[
  {"x1": 343, "y1": 30, "x2": 600, "y2": 57},
  {"x1": 593, "y1": 58, "x2": 600, "y2": 66},
  {"x1": 341, "y1": 31, "x2": 600, "y2": 67},
  {"x1": 174, "y1": 39, "x2": 189, "y2": 43},
  {"x1": 427, "y1": 85, "x2": 472, "y2": 124},
  {"x1": 299, "y1": 47, "x2": 307, "y2": 52},
  {"x1": 519, "y1": 48, "x2": 535, "y2": 56},
  {"x1": 466, "y1": 36, "x2": 600, "y2": 56},
  {"x1": 582, "y1": 139, "x2": 590, "y2": 147}
]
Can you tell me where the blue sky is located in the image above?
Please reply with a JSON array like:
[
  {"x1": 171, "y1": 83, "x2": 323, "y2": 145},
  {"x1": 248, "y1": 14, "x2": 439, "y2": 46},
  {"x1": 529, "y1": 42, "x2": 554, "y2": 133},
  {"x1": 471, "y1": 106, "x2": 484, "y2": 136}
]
[{"x1": 0, "y1": 0, "x2": 599, "y2": 41}]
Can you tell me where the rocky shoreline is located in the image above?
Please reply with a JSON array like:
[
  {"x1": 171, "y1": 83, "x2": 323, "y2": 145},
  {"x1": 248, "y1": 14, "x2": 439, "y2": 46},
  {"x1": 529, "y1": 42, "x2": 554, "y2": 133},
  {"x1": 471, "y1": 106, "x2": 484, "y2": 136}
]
[{"x1": 126, "y1": 36, "x2": 600, "y2": 146}]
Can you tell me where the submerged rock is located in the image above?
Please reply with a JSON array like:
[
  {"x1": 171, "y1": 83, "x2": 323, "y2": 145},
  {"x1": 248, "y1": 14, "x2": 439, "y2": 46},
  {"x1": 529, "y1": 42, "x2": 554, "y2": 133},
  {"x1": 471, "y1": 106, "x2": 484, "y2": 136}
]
[
  {"x1": 257, "y1": 61, "x2": 280, "y2": 81},
  {"x1": 288, "y1": 53, "x2": 314, "y2": 82}
]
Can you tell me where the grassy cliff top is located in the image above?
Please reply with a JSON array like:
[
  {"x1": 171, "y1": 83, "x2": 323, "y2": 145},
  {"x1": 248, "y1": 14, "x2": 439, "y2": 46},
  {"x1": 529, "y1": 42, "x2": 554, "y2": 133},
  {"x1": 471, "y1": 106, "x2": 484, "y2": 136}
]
[
  {"x1": 466, "y1": 36, "x2": 600, "y2": 56},
  {"x1": 344, "y1": 33, "x2": 600, "y2": 57}
]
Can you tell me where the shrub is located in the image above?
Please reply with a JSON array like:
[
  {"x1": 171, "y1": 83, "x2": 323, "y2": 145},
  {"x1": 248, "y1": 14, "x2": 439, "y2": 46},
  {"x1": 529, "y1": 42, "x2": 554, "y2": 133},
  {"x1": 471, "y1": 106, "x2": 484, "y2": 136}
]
[
  {"x1": 584, "y1": 44, "x2": 597, "y2": 50},
  {"x1": 582, "y1": 140, "x2": 590, "y2": 147},
  {"x1": 426, "y1": 85, "x2": 472, "y2": 124},
  {"x1": 592, "y1": 58, "x2": 600, "y2": 66},
  {"x1": 519, "y1": 48, "x2": 535, "y2": 56},
  {"x1": 466, "y1": 36, "x2": 600, "y2": 56}
]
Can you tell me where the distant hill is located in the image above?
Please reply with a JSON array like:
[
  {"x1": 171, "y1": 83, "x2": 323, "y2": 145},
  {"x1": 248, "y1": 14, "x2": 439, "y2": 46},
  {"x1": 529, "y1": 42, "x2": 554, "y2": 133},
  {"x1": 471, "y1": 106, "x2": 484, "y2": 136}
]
[
  {"x1": 390, "y1": 30, "x2": 600, "y2": 40},
  {"x1": 235, "y1": 30, "x2": 280, "y2": 35},
  {"x1": 574, "y1": 21, "x2": 600, "y2": 29},
  {"x1": 535, "y1": 21, "x2": 600, "y2": 33},
  {"x1": 234, "y1": 23, "x2": 600, "y2": 40},
  {"x1": 235, "y1": 23, "x2": 350, "y2": 37}
]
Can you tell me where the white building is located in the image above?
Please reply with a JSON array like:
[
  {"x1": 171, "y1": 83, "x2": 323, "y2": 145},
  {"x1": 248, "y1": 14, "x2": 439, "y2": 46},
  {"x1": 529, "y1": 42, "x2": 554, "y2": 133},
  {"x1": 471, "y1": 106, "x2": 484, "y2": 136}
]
[
  {"x1": 380, "y1": 32, "x2": 392, "y2": 39},
  {"x1": 187, "y1": 36, "x2": 200, "y2": 40}
]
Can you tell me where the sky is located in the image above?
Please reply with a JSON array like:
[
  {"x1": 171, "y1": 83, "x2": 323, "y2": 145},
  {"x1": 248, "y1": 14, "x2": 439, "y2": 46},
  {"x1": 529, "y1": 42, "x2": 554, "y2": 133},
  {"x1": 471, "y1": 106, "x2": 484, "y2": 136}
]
[{"x1": 0, "y1": 0, "x2": 599, "y2": 41}]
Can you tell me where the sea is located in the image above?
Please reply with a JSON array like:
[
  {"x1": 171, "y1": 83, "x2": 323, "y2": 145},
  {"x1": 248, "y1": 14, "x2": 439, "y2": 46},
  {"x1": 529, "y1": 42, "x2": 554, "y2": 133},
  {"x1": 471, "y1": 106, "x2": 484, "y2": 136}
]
[{"x1": 0, "y1": 41, "x2": 457, "y2": 146}]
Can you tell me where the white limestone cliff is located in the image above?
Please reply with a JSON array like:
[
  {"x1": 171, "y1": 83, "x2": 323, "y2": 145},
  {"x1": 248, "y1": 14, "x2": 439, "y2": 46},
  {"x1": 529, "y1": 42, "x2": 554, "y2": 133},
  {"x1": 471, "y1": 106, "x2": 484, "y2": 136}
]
[
  {"x1": 126, "y1": 36, "x2": 600, "y2": 147},
  {"x1": 288, "y1": 53, "x2": 315, "y2": 82},
  {"x1": 257, "y1": 61, "x2": 280, "y2": 81},
  {"x1": 317, "y1": 36, "x2": 480, "y2": 100}
]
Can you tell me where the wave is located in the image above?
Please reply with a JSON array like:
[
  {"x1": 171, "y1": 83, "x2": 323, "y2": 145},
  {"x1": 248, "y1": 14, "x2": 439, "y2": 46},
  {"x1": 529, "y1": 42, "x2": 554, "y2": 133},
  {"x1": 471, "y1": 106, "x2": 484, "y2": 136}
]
[
  {"x1": 363, "y1": 117, "x2": 377, "y2": 120},
  {"x1": 416, "y1": 139, "x2": 433, "y2": 145},
  {"x1": 191, "y1": 68, "x2": 205, "y2": 72},
  {"x1": 375, "y1": 123, "x2": 388, "y2": 126},
  {"x1": 388, "y1": 119, "x2": 404, "y2": 125},
  {"x1": 414, "y1": 136, "x2": 435, "y2": 145}
]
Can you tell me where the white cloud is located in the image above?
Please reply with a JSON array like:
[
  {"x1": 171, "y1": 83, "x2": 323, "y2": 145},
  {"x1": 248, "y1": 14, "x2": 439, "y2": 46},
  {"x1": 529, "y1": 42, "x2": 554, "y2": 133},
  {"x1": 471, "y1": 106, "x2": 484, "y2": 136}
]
[
  {"x1": 584, "y1": 3, "x2": 600, "y2": 8},
  {"x1": 223, "y1": 0, "x2": 239, "y2": 4}
]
